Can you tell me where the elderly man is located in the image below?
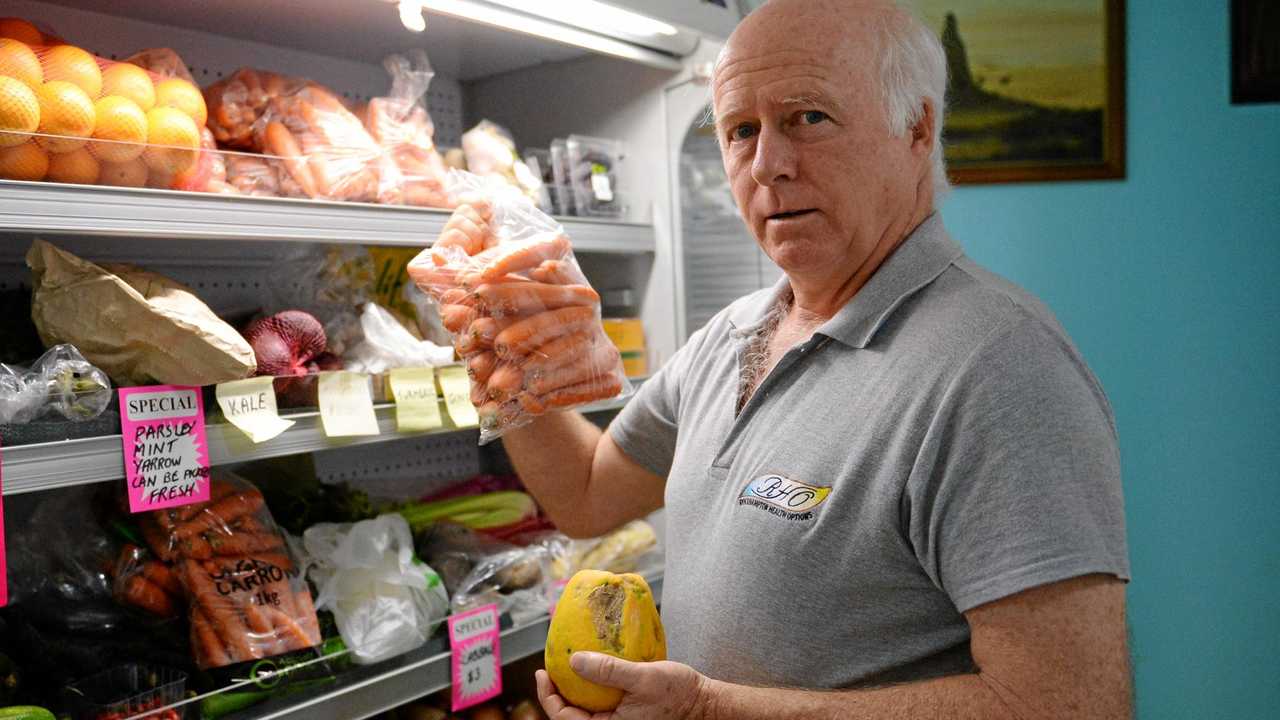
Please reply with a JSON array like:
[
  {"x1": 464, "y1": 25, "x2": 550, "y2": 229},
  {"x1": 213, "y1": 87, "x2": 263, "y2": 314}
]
[{"x1": 481, "y1": 0, "x2": 1132, "y2": 717}]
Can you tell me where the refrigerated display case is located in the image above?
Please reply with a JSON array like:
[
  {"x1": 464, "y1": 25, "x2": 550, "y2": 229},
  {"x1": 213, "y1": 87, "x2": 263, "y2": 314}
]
[{"x1": 0, "y1": 1, "x2": 727, "y2": 717}]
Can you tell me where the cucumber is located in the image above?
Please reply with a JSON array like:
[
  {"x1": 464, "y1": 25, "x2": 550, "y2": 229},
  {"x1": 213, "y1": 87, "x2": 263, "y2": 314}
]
[{"x1": 0, "y1": 707, "x2": 55, "y2": 720}]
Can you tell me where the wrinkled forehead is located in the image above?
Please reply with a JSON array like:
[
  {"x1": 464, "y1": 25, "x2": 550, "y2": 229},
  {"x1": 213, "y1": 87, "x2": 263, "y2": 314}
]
[{"x1": 711, "y1": 15, "x2": 880, "y2": 112}]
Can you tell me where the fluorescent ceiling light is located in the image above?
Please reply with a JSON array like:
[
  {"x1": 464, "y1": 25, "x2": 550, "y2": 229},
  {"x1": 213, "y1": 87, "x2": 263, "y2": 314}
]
[
  {"x1": 485, "y1": 0, "x2": 679, "y2": 37},
  {"x1": 399, "y1": 0, "x2": 427, "y2": 32},
  {"x1": 418, "y1": 0, "x2": 682, "y2": 71}
]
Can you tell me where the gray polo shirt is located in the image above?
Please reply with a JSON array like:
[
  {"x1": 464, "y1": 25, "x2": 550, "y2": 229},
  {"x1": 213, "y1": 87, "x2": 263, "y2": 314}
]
[{"x1": 608, "y1": 213, "x2": 1129, "y2": 688}]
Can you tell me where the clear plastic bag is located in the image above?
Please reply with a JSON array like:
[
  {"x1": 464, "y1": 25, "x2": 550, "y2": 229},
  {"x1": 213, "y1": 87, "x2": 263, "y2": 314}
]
[
  {"x1": 342, "y1": 302, "x2": 456, "y2": 374},
  {"x1": 0, "y1": 343, "x2": 111, "y2": 425},
  {"x1": 204, "y1": 67, "x2": 396, "y2": 202},
  {"x1": 360, "y1": 51, "x2": 455, "y2": 209},
  {"x1": 304, "y1": 514, "x2": 449, "y2": 665},
  {"x1": 138, "y1": 472, "x2": 323, "y2": 669},
  {"x1": 532, "y1": 520, "x2": 658, "y2": 580},
  {"x1": 461, "y1": 120, "x2": 543, "y2": 203},
  {"x1": 414, "y1": 521, "x2": 551, "y2": 626},
  {"x1": 406, "y1": 169, "x2": 630, "y2": 443}
]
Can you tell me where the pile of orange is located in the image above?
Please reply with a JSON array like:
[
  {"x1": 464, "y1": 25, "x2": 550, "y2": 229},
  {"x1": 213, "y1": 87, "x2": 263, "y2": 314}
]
[{"x1": 0, "y1": 16, "x2": 208, "y2": 185}]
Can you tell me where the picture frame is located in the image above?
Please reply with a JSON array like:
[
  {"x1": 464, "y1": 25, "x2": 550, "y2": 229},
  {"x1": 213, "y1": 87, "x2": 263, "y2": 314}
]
[
  {"x1": 919, "y1": 0, "x2": 1127, "y2": 185},
  {"x1": 1231, "y1": 0, "x2": 1280, "y2": 104}
]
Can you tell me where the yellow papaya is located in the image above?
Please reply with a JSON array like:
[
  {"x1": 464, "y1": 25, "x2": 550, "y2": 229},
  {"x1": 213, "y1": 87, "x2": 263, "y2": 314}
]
[{"x1": 544, "y1": 569, "x2": 666, "y2": 712}]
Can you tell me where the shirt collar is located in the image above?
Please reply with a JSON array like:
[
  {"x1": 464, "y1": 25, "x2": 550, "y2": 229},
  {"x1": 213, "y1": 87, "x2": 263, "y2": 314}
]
[{"x1": 726, "y1": 212, "x2": 962, "y2": 348}]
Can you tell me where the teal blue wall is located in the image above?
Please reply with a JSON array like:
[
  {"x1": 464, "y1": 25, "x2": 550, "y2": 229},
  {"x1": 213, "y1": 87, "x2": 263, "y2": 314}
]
[{"x1": 940, "y1": 1, "x2": 1280, "y2": 717}]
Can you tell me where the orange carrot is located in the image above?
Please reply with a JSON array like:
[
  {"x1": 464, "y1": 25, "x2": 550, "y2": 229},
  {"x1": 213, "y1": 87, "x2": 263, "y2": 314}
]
[
  {"x1": 494, "y1": 306, "x2": 597, "y2": 359},
  {"x1": 527, "y1": 343, "x2": 621, "y2": 396},
  {"x1": 487, "y1": 363, "x2": 525, "y2": 401},
  {"x1": 532, "y1": 374, "x2": 623, "y2": 410},
  {"x1": 522, "y1": 332, "x2": 595, "y2": 371},
  {"x1": 293, "y1": 589, "x2": 322, "y2": 645},
  {"x1": 475, "y1": 281, "x2": 599, "y2": 316},
  {"x1": 468, "y1": 315, "x2": 519, "y2": 347},
  {"x1": 470, "y1": 378, "x2": 490, "y2": 406},
  {"x1": 141, "y1": 560, "x2": 183, "y2": 598},
  {"x1": 173, "y1": 480, "x2": 238, "y2": 522},
  {"x1": 440, "y1": 304, "x2": 478, "y2": 333},
  {"x1": 139, "y1": 517, "x2": 177, "y2": 562},
  {"x1": 173, "y1": 492, "x2": 265, "y2": 541},
  {"x1": 408, "y1": 264, "x2": 460, "y2": 290},
  {"x1": 467, "y1": 351, "x2": 498, "y2": 383},
  {"x1": 192, "y1": 606, "x2": 233, "y2": 668},
  {"x1": 266, "y1": 607, "x2": 316, "y2": 652},
  {"x1": 208, "y1": 532, "x2": 285, "y2": 557},
  {"x1": 431, "y1": 203, "x2": 493, "y2": 262},
  {"x1": 441, "y1": 288, "x2": 477, "y2": 307},
  {"x1": 458, "y1": 270, "x2": 530, "y2": 291},
  {"x1": 481, "y1": 234, "x2": 571, "y2": 280},
  {"x1": 122, "y1": 575, "x2": 177, "y2": 617},
  {"x1": 528, "y1": 259, "x2": 581, "y2": 285}
]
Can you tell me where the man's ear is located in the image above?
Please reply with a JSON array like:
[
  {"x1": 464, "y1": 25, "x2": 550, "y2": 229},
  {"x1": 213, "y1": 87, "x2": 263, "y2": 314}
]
[{"x1": 910, "y1": 99, "x2": 936, "y2": 158}]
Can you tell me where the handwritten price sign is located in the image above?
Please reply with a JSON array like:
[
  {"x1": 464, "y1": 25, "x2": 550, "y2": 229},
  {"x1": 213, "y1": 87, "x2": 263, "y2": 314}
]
[
  {"x1": 119, "y1": 385, "x2": 211, "y2": 513},
  {"x1": 448, "y1": 604, "x2": 501, "y2": 711}
]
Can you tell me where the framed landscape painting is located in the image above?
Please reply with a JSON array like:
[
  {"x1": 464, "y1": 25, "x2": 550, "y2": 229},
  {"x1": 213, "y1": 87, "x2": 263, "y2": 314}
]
[{"x1": 917, "y1": 0, "x2": 1126, "y2": 184}]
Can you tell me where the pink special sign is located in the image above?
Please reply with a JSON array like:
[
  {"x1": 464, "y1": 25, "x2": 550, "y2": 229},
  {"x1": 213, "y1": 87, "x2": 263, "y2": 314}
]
[
  {"x1": 0, "y1": 438, "x2": 8, "y2": 607},
  {"x1": 118, "y1": 385, "x2": 211, "y2": 513},
  {"x1": 448, "y1": 603, "x2": 502, "y2": 711}
]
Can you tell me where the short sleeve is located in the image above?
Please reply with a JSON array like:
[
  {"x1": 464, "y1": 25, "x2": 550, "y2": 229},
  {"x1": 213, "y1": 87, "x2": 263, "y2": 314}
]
[
  {"x1": 905, "y1": 310, "x2": 1130, "y2": 613},
  {"x1": 607, "y1": 323, "x2": 711, "y2": 478}
]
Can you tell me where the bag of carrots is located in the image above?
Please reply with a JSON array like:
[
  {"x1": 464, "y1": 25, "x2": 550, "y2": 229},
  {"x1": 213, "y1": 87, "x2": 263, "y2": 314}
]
[
  {"x1": 136, "y1": 471, "x2": 322, "y2": 669},
  {"x1": 407, "y1": 170, "x2": 630, "y2": 443}
]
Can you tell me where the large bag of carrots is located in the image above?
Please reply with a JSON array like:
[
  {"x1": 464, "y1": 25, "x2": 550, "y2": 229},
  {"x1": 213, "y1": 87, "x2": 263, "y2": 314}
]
[
  {"x1": 406, "y1": 170, "x2": 630, "y2": 443},
  {"x1": 204, "y1": 67, "x2": 397, "y2": 203},
  {"x1": 134, "y1": 471, "x2": 322, "y2": 669}
]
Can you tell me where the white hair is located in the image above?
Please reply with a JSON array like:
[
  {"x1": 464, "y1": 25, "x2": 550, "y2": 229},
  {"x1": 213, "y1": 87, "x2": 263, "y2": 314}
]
[{"x1": 871, "y1": 1, "x2": 952, "y2": 204}]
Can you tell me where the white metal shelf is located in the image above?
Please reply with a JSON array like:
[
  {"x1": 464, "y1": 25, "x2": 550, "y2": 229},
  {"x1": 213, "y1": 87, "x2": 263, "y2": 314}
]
[
  {"x1": 0, "y1": 181, "x2": 656, "y2": 253},
  {"x1": 1, "y1": 390, "x2": 636, "y2": 496},
  {"x1": 222, "y1": 574, "x2": 663, "y2": 720}
]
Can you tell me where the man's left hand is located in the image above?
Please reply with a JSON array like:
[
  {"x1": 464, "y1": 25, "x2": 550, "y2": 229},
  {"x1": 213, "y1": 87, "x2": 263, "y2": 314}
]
[{"x1": 535, "y1": 652, "x2": 712, "y2": 720}]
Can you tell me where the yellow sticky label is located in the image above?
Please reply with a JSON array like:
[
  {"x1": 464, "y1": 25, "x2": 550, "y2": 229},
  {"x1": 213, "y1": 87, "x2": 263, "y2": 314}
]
[
  {"x1": 389, "y1": 367, "x2": 443, "y2": 432},
  {"x1": 436, "y1": 365, "x2": 479, "y2": 427},
  {"x1": 318, "y1": 371, "x2": 380, "y2": 437},
  {"x1": 215, "y1": 376, "x2": 295, "y2": 443}
]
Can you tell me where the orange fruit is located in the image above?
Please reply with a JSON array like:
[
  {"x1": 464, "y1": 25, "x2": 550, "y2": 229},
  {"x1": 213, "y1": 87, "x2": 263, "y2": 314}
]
[
  {"x1": 0, "y1": 18, "x2": 44, "y2": 46},
  {"x1": 41, "y1": 45, "x2": 102, "y2": 98},
  {"x1": 153, "y1": 78, "x2": 206, "y2": 127},
  {"x1": 100, "y1": 62, "x2": 154, "y2": 111},
  {"x1": 36, "y1": 80, "x2": 95, "y2": 153},
  {"x1": 0, "y1": 38, "x2": 42, "y2": 88},
  {"x1": 142, "y1": 106, "x2": 198, "y2": 174},
  {"x1": 46, "y1": 144, "x2": 99, "y2": 184},
  {"x1": 0, "y1": 140, "x2": 48, "y2": 180},
  {"x1": 0, "y1": 75, "x2": 39, "y2": 146},
  {"x1": 98, "y1": 156, "x2": 147, "y2": 187},
  {"x1": 91, "y1": 95, "x2": 146, "y2": 162}
]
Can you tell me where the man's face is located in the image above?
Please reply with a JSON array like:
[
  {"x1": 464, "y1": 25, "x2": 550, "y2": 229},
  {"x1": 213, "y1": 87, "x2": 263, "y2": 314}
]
[{"x1": 713, "y1": 11, "x2": 925, "y2": 278}]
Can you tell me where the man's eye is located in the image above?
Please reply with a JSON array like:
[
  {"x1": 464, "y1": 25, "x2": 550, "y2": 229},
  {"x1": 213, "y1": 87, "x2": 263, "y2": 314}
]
[
  {"x1": 799, "y1": 110, "x2": 829, "y2": 125},
  {"x1": 730, "y1": 124, "x2": 756, "y2": 141}
]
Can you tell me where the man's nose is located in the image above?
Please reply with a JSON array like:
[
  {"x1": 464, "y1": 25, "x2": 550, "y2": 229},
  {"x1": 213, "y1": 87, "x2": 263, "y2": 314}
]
[{"x1": 750, "y1": 126, "x2": 797, "y2": 187}]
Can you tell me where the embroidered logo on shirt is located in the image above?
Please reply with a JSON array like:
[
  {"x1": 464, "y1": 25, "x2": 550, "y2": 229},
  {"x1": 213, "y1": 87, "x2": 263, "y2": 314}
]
[{"x1": 737, "y1": 474, "x2": 831, "y2": 521}]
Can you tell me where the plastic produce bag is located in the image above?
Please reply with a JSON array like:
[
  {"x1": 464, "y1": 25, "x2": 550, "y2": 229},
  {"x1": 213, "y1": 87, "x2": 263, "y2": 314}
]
[
  {"x1": 0, "y1": 35, "x2": 208, "y2": 188},
  {"x1": 360, "y1": 51, "x2": 455, "y2": 209},
  {"x1": 304, "y1": 514, "x2": 449, "y2": 664},
  {"x1": 343, "y1": 302, "x2": 455, "y2": 374},
  {"x1": 204, "y1": 67, "x2": 396, "y2": 202},
  {"x1": 414, "y1": 521, "x2": 551, "y2": 625},
  {"x1": 137, "y1": 472, "x2": 323, "y2": 669},
  {"x1": 406, "y1": 170, "x2": 630, "y2": 443},
  {"x1": 461, "y1": 120, "x2": 543, "y2": 203},
  {"x1": 27, "y1": 239, "x2": 256, "y2": 387},
  {"x1": 0, "y1": 343, "x2": 111, "y2": 425},
  {"x1": 533, "y1": 520, "x2": 658, "y2": 580}
]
